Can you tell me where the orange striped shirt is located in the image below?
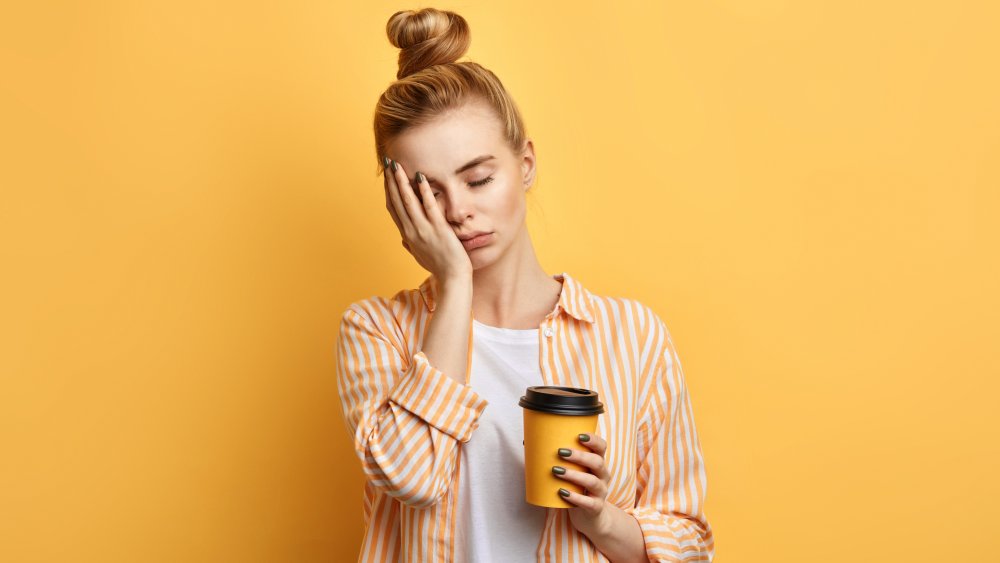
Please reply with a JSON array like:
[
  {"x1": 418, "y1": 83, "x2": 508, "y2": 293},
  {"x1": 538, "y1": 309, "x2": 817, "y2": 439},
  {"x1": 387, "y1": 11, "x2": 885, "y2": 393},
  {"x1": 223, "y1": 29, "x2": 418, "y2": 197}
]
[{"x1": 336, "y1": 271, "x2": 715, "y2": 562}]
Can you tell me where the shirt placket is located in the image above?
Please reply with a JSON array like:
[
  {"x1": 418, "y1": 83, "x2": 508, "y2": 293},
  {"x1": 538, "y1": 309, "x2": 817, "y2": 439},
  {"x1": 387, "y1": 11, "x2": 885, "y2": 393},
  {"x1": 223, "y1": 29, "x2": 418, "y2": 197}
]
[{"x1": 539, "y1": 309, "x2": 558, "y2": 386}]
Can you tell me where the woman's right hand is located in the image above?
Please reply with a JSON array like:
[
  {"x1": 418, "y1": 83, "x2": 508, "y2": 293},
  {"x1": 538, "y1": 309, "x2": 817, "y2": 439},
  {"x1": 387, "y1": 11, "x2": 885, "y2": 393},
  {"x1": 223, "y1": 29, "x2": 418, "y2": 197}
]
[{"x1": 383, "y1": 156, "x2": 473, "y2": 281}]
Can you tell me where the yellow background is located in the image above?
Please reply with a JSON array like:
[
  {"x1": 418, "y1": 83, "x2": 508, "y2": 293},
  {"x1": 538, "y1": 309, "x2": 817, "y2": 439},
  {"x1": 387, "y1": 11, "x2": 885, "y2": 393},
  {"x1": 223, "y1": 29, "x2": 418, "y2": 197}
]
[{"x1": 2, "y1": 1, "x2": 998, "y2": 561}]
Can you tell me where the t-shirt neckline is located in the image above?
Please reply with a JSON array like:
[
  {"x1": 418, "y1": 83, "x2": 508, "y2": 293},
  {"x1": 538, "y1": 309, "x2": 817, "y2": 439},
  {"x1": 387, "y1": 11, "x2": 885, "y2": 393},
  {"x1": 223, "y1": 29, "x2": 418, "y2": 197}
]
[{"x1": 472, "y1": 318, "x2": 539, "y2": 342}]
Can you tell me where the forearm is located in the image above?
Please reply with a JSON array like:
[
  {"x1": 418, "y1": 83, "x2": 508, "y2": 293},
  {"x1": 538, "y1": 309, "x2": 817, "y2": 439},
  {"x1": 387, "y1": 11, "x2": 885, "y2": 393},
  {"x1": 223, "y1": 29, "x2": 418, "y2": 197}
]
[
  {"x1": 584, "y1": 503, "x2": 648, "y2": 563},
  {"x1": 421, "y1": 275, "x2": 473, "y2": 384},
  {"x1": 337, "y1": 301, "x2": 487, "y2": 508},
  {"x1": 352, "y1": 346, "x2": 486, "y2": 507}
]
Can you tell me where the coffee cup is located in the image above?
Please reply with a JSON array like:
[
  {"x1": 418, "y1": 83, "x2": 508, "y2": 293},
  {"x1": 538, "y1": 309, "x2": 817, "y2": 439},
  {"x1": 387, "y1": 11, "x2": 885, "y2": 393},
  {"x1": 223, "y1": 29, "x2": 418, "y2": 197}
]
[{"x1": 519, "y1": 386, "x2": 605, "y2": 508}]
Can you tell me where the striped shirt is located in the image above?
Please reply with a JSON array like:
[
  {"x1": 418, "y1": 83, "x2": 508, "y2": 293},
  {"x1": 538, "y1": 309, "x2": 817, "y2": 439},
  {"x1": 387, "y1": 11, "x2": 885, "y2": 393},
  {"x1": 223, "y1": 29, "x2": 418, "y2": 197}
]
[{"x1": 336, "y1": 271, "x2": 715, "y2": 562}]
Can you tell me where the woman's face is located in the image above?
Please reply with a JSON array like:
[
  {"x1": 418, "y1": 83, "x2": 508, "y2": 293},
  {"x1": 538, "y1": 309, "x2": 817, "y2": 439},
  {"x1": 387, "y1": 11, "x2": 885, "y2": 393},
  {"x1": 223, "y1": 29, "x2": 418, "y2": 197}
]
[{"x1": 385, "y1": 99, "x2": 536, "y2": 268}]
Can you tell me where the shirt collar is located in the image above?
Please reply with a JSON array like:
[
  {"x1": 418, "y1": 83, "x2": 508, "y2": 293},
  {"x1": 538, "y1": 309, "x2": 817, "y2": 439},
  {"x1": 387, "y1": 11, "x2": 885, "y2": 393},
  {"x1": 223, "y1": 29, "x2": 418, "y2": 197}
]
[{"x1": 418, "y1": 271, "x2": 596, "y2": 324}]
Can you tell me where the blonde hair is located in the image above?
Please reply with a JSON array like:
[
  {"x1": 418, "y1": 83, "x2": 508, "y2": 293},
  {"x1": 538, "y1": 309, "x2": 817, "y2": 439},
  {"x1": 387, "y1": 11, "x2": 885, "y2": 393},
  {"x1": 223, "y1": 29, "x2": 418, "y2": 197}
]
[{"x1": 372, "y1": 8, "x2": 530, "y2": 178}]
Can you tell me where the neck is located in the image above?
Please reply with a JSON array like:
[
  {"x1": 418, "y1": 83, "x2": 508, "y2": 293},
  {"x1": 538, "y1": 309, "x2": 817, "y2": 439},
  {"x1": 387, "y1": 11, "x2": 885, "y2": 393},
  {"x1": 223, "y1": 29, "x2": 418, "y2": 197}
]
[{"x1": 470, "y1": 227, "x2": 562, "y2": 329}]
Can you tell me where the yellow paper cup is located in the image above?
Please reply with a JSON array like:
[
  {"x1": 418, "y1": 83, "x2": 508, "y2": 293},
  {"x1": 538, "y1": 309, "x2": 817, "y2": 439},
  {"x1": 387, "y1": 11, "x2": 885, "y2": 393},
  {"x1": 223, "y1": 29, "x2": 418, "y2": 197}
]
[{"x1": 519, "y1": 386, "x2": 605, "y2": 508}]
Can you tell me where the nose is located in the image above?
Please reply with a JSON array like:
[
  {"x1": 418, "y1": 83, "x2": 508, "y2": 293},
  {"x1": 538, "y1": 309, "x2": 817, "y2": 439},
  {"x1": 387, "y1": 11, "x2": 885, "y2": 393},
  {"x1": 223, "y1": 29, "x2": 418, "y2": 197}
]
[{"x1": 443, "y1": 188, "x2": 475, "y2": 224}]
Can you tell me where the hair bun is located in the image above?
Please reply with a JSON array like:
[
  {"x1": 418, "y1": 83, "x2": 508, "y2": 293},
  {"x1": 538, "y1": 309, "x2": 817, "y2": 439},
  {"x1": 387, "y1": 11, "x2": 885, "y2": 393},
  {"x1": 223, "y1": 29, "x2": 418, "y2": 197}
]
[{"x1": 386, "y1": 8, "x2": 471, "y2": 79}]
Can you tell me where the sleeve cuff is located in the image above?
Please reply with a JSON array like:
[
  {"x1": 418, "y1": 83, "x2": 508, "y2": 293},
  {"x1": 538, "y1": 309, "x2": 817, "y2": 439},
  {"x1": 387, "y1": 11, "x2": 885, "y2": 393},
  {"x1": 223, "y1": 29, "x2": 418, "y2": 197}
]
[
  {"x1": 387, "y1": 350, "x2": 488, "y2": 442},
  {"x1": 624, "y1": 506, "x2": 714, "y2": 562}
]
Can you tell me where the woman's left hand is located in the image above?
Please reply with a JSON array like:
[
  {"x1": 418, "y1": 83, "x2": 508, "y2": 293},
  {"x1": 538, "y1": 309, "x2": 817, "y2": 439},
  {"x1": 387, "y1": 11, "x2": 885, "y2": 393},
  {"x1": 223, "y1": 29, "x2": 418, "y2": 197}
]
[{"x1": 554, "y1": 433, "x2": 612, "y2": 537}]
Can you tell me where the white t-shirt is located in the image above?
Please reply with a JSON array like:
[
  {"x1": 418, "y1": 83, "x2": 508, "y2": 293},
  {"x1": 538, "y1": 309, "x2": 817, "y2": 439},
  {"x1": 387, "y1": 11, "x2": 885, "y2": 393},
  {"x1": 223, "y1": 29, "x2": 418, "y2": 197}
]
[{"x1": 454, "y1": 318, "x2": 548, "y2": 563}]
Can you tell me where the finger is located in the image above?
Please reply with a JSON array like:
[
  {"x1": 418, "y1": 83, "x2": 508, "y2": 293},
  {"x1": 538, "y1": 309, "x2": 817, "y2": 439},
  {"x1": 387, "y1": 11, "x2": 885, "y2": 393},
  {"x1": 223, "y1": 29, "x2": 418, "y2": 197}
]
[
  {"x1": 557, "y1": 487, "x2": 602, "y2": 511},
  {"x1": 552, "y1": 466, "x2": 608, "y2": 499},
  {"x1": 384, "y1": 159, "x2": 407, "y2": 235},
  {"x1": 413, "y1": 172, "x2": 446, "y2": 227},
  {"x1": 385, "y1": 159, "x2": 415, "y2": 236},
  {"x1": 557, "y1": 448, "x2": 607, "y2": 479},
  {"x1": 577, "y1": 434, "x2": 611, "y2": 481},
  {"x1": 382, "y1": 158, "x2": 403, "y2": 233},
  {"x1": 389, "y1": 160, "x2": 432, "y2": 232},
  {"x1": 578, "y1": 433, "x2": 607, "y2": 457}
]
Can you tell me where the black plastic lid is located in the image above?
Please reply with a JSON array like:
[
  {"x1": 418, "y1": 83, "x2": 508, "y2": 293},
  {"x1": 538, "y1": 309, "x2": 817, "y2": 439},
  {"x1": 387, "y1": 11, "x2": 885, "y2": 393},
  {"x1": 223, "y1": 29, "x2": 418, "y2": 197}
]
[{"x1": 518, "y1": 386, "x2": 604, "y2": 416}]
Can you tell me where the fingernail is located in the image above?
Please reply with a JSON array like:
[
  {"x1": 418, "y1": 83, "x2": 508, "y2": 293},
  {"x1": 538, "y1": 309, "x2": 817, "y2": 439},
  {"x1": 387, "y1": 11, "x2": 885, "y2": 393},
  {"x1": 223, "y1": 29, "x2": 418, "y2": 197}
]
[
  {"x1": 552, "y1": 466, "x2": 566, "y2": 475},
  {"x1": 578, "y1": 434, "x2": 590, "y2": 442},
  {"x1": 558, "y1": 448, "x2": 571, "y2": 457},
  {"x1": 558, "y1": 488, "x2": 570, "y2": 498},
  {"x1": 391, "y1": 160, "x2": 398, "y2": 172},
  {"x1": 382, "y1": 156, "x2": 390, "y2": 169},
  {"x1": 415, "y1": 171, "x2": 423, "y2": 184}
]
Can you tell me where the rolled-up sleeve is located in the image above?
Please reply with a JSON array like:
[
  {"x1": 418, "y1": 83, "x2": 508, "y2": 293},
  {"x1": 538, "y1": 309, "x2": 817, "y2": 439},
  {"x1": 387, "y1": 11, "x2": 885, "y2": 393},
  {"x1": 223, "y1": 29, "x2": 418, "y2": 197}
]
[
  {"x1": 336, "y1": 304, "x2": 488, "y2": 509},
  {"x1": 624, "y1": 321, "x2": 715, "y2": 561}
]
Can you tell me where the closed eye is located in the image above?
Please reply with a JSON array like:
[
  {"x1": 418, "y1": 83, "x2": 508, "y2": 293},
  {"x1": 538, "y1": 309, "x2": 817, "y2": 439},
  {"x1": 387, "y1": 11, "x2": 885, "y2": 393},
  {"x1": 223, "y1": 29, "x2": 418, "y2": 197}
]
[{"x1": 432, "y1": 176, "x2": 494, "y2": 197}]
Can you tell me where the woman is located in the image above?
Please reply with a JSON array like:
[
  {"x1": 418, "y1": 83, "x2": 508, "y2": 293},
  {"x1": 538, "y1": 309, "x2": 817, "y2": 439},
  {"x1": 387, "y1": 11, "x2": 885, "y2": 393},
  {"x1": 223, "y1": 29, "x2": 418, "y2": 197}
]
[{"x1": 337, "y1": 8, "x2": 715, "y2": 562}]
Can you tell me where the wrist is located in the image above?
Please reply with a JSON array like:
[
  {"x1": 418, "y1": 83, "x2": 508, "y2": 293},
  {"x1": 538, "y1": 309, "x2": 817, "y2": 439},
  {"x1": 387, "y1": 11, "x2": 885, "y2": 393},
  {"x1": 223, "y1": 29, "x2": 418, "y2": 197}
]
[
  {"x1": 584, "y1": 505, "x2": 647, "y2": 563},
  {"x1": 593, "y1": 505, "x2": 617, "y2": 540},
  {"x1": 439, "y1": 272, "x2": 472, "y2": 293},
  {"x1": 576, "y1": 505, "x2": 615, "y2": 542}
]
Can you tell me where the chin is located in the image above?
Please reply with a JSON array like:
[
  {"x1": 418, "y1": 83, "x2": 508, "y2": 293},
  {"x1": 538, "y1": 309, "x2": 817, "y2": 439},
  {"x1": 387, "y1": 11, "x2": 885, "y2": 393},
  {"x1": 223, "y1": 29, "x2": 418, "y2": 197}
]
[{"x1": 468, "y1": 243, "x2": 498, "y2": 267}]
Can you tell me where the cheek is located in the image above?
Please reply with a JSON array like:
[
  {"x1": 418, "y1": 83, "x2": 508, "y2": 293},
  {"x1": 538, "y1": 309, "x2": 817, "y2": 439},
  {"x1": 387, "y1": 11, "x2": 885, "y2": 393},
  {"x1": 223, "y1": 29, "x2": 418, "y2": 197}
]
[{"x1": 493, "y1": 180, "x2": 525, "y2": 220}]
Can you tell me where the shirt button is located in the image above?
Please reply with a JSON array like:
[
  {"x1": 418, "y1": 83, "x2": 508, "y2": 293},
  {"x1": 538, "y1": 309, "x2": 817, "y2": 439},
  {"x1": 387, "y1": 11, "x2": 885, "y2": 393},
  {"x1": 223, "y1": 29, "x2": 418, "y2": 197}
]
[{"x1": 544, "y1": 327, "x2": 553, "y2": 337}]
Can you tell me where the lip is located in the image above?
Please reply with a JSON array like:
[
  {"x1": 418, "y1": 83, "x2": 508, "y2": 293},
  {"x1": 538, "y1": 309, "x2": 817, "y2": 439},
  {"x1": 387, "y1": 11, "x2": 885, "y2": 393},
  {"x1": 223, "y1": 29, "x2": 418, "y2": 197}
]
[
  {"x1": 457, "y1": 230, "x2": 491, "y2": 241},
  {"x1": 460, "y1": 232, "x2": 494, "y2": 251}
]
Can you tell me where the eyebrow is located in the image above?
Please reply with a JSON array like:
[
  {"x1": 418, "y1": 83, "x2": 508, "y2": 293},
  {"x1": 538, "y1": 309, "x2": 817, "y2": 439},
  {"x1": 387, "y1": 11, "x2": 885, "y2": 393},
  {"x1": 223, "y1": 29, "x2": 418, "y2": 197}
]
[{"x1": 414, "y1": 155, "x2": 496, "y2": 186}]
